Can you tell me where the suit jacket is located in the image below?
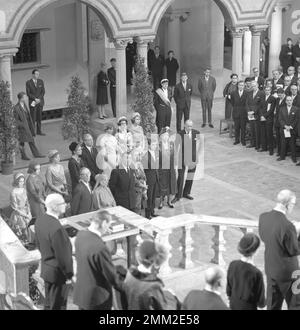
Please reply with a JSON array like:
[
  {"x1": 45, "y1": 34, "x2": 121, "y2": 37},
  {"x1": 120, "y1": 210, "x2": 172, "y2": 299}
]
[
  {"x1": 280, "y1": 44, "x2": 294, "y2": 69},
  {"x1": 73, "y1": 230, "x2": 122, "y2": 310},
  {"x1": 278, "y1": 105, "x2": 299, "y2": 130},
  {"x1": 13, "y1": 102, "x2": 35, "y2": 143},
  {"x1": 246, "y1": 90, "x2": 264, "y2": 120},
  {"x1": 174, "y1": 82, "x2": 193, "y2": 109},
  {"x1": 230, "y1": 90, "x2": 248, "y2": 120},
  {"x1": 71, "y1": 181, "x2": 94, "y2": 216},
  {"x1": 109, "y1": 167, "x2": 136, "y2": 210},
  {"x1": 252, "y1": 76, "x2": 265, "y2": 90},
  {"x1": 35, "y1": 214, "x2": 73, "y2": 284},
  {"x1": 142, "y1": 151, "x2": 159, "y2": 186},
  {"x1": 165, "y1": 58, "x2": 179, "y2": 86},
  {"x1": 182, "y1": 290, "x2": 229, "y2": 310},
  {"x1": 149, "y1": 54, "x2": 165, "y2": 76},
  {"x1": 198, "y1": 76, "x2": 216, "y2": 100},
  {"x1": 26, "y1": 78, "x2": 45, "y2": 107},
  {"x1": 292, "y1": 44, "x2": 300, "y2": 63},
  {"x1": 272, "y1": 77, "x2": 285, "y2": 90},
  {"x1": 107, "y1": 67, "x2": 116, "y2": 88},
  {"x1": 274, "y1": 97, "x2": 286, "y2": 127},
  {"x1": 68, "y1": 157, "x2": 84, "y2": 194},
  {"x1": 153, "y1": 89, "x2": 172, "y2": 114},
  {"x1": 292, "y1": 94, "x2": 300, "y2": 108},
  {"x1": 81, "y1": 144, "x2": 100, "y2": 185},
  {"x1": 176, "y1": 129, "x2": 200, "y2": 168},
  {"x1": 259, "y1": 210, "x2": 300, "y2": 285},
  {"x1": 259, "y1": 94, "x2": 276, "y2": 122}
]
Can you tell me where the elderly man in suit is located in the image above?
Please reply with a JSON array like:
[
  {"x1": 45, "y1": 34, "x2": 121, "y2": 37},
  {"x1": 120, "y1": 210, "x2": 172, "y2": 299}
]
[
  {"x1": 142, "y1": 138, "x2": 160, "y2": 219},
  {"x1": 26, "y1": 69, "x2": 46, "y2": 136},
  {"x1": 71, "y1": 167, "x2": 94, "y2": 216},
  {"x1": 198, "y1": 68, "x2": 216, "y2": 128},
  {"x1": 182, "y1": 267, "x2": 228, "y2": 310},
  {"x1": 278, "y1": 95, "x2": 299, "y2": 163},
  {"x1": 172, "y1": 120, "x2": 200, "y2": 204},
  {"x1": 149, "y1": 46, "x2": 165, "y2": 90},
  {"x1": 81, "y1": 134, "x2": 101, "y2": 188},
  {"x1": 35, "y1": 194, "x2": 73, "y2": 310},
  {"x1": 259, "y1": 190, "x2": 300, "y2": 310},
  {"x1": 230, "y1": 81, "x2": 248, "y2": 146},
  {"x1": 246, "y1": 80, "x2": 264, "y2": 149},
  {"x1": 154, "y1": 79, "x2": 172, "y2": 134},
  {"x1": 259, "y1": 86, "x2": 276, "y2": 155},
  {"x1": 252, "y1": 67, "x2": 265, "y2": 90},
  {"x1": 107, "y1": 58, "x2": 116, "y2": 118},
  {"x1": 74, "y1": 210, "x2": 124, "y2": 310},
  {"x1": 174, "y1": 72, "x2": 193, "y2": 132},
  {"x1": 109, "y1": 153, "x2": 136, "y2": 211},
  {"x1": 14, "y1": 92, "x2": 44, "y2": 160},
  {"x1": 290, "y1": 84, "x2": 300, "y2": 108}
]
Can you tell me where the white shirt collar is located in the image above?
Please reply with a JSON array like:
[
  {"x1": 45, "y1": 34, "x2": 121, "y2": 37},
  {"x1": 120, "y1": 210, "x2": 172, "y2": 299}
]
[
  {"x1": 204, "y1": 285, "x2": 221, "y2": 296},
  {"x1": 46, "y1": 211, "x2": 59, "y2": 220},
  {"x1": 88, "y1": 225, "x2": 102, "y2": 239},
  {"x1": 81, "y1": 180, "x2": 91, "y2": 193},
  {"x1": 273, "y1": 205, "x2": 286, "y2": 216},
  {"x1": 137, "y1": 264, "x2": 152, "y2": 274}
]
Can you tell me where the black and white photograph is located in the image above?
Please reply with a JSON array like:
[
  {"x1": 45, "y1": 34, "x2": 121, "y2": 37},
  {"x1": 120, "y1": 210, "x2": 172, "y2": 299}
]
[{"x1": 1, "y1": 0, "x2": 300, "y2": 318}]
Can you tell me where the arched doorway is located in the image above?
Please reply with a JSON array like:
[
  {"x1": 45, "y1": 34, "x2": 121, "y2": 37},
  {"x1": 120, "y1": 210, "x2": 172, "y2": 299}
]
[{"x1": 10, "y1": 0, "x2": 115, "y2": 117}]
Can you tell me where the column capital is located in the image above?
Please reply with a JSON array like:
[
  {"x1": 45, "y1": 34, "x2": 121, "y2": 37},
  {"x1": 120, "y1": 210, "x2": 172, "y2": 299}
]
[
  {"x1": 274, "y1": 3, "x2": 291, "y2": 12},
  {"x1": 250, "y1": 25, "x2": 269, "y2": 36},
  {"x1": 112, "y1": 38, "x2": 133, "y2": 50},
  {"x1": 136, "y1": 35, "x2": 156, "y2": 46},
  {"x1": 231, "y1": 27, "x2": 247, "y2": 38},
  {"x1": 165, "y1": 9, "x2": 190, "y2": 22},
  {"x1": 0, "y1": 48, "x2": 18, "y2": 58}
]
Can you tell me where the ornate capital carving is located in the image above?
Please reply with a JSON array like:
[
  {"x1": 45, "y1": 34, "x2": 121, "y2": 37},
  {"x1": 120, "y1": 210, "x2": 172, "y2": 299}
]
[
  {"x1": 250, "y1": 25, "x2": 269, "y2": 36},
  {"x1": 231, "y1": 27, "x2": 247, "y2": 38},
  {"x1": 166, "y1": 9, "x2": 190, "y2": 23},
  {"x1": 0, "y1": 48, "x2": 18, "y2": 58},
  {"x1": 112, "y1": 38, "x2": 133, "y2": 50},
  {"x1": 274, "y1": 3, "x2": 291, "y2": 12},
  {"x1": 136, "y1": 35, "x2": 156, "y2": 46}
]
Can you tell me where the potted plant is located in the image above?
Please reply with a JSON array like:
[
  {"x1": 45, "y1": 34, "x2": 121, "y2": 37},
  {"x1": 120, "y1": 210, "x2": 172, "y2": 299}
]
[{"x1": 0, "y1": 81, "x2": 18, "y2": 175}]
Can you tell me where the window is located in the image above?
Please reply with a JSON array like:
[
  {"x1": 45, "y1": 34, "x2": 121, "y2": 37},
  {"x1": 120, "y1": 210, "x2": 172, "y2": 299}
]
[{"x1": 13, "y1": 32, "x2": 40, "y2": 65}]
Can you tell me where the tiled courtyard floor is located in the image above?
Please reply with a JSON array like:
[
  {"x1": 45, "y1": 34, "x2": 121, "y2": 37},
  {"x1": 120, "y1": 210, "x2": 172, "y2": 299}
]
[{"x1": 1, "y1": 95, "x2": 299, "y2": 309}]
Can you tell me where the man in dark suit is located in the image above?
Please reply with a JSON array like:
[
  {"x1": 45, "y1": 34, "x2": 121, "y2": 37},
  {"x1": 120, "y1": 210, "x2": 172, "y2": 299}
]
[
  {"x1": 278, "y1": 95, "x2": 299, "y2": 163},
  {"x1": 172, "y1": 120, "x2": 200, "y2": 203},
  {"x1": 26, "y1": 69, "x2": 46, "y2": 136},
  {"x1": 142, "y1": 138, "x2": 160, "y2": 219},
  {"x1": 74, "y1": 210, "x2": 123, "y2": 310},
  {"x1": 14, "y1": 92, "x2": 44, "y2": 160},
  {"x1": 107, "y1": 58, "x2": 116, "y2": 118},
  {"x1": 149, "y1": 46, "x2": 165, "y2": 90},
  {"x1": 279, "y1": 39, "x2": 294, "y2": 74},
  {"x1": 182, "y1": 267, "x2": 228, "y2": 310},
  {"x1": 81, "y1": 134, "x2": 100, "y2": 188},
  {"x1": 274, "y1": 88, "x2": 286, "y2": 157},
  {"x1": 286, "y1": 66, "x2": 298, "y2": 85},
  {"x1": 109, "y1": 153, "x2": 136, "y2": 211},
  {"x1": 293, "y1": 39, "x2": 300, "y2": 70},
  {"x1": 126, "y1": 41, "x2": 137, "y2": 86},
  {"x1": 230, "y1": 81, "x2": 248, "y2": 146},
  {"x1": 283, "y1": 75, "x2": 292, "y2": 96},
  {"x1": 198, "y1": 68, "x2": 216, "y2": 128},
  {"x1": 259, "y1": 190, "x2": 300, "y2": 310},
  {"x1": 154, "y1": 79, "x2": 172, "y2": 134},
  {"x1": 165, "y1": 50, "x2": 179, "y2": 101},
  {"x1": 71, "y1": 168, "x2": 94, "y2": 216},
  {"x1": 252, "y1": 67, "x2": 265, "y2": 90},
  {"x1": 290, "y1": 84, "x2": 300, "y2": 108},
  {"x1": 271, "y1": 69, "x2": 284, "y2": 92},
  {"x1": 35, "y1": 194, "x2": 73, "y2": 310},
  {"x1": 259, "y1": 86, "x2": 276, "y2": 155},
  {"x1": 246, "y1": 80, "x2": 264, "y2": 149},
  {"x1": 174, "y1": 73, "x2": 193, "y2": 132}
]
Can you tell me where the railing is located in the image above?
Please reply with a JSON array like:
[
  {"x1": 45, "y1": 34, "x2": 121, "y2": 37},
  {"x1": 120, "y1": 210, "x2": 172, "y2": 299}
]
[{"x1": 0, "y1": 216, "x2": 40, "y2": 296}]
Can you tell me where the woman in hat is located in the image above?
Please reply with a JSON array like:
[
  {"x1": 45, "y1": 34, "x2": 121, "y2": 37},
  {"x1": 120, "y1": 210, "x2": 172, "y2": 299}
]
[
  {"x1": 115, "y1": 116, "x2": 133, "y2": 156},
  {"x1": 154, "y1": 79, "x2": 172, "y2": 134},
  {"x1": 130, "y1": 112, "x2": 147, "y2": 157},
  {"x1": 95, "y1": 124, "x2": 118, "y2": 180},
  {"x1": 96, "y1": 62, "x2": 109, "y2": 119},
  {"x1": 45, "y1": 150, "x2": 68, "y2": 197},
  {"x1": 9, "y1": 172, "x2": 32, "y2": 243},
  {"x1": 157, "y1": 127, "x2": 176, "y2": 210},
  {"x1": 26, "y1": 160, "x2": 46, "y2": 220},
  {"x1": 124, "y1": 240, "x2": 181, "y2": 310},
  {"x1": 68, "y1": 142, "x2": 84, "y2": 195},
  {"x1": 226, "y1": 233, "x2": 266, "y2": 310},
  {"x1": 92, "y1": 173, "x2": 116, "y2": 209}
]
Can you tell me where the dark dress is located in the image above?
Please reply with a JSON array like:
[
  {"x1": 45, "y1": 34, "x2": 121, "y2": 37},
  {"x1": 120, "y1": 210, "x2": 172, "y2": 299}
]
[
  {"x1": 158, "y1": 141, "x2": 177, "y2": 197},
  {"x1": 226, "y1": 260, "x2": 266, "y2": 310},
  {"x1": 68, "y1": 157, "x2": 84, "y2": 195},
  {"x1": 223, "y1": 82, "x2": 238, "y2": 120},
  {"x1": 96, "y1": 70, "x2": 109, "y2": 105}
]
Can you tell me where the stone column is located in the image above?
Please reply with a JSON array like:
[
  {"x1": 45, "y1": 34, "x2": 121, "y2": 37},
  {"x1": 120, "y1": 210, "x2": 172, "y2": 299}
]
[
  {"x1": 231, "y1": 28, "x2": 244, "y2": 78},
  {"x1": 250, "y1": 25, "x2": 268, "y2": 72},
  {"x1": 136, "y1": 35, "x2": 155, "y2": 69},
  {"x1": 0, "y1": 48, "x2": 18, "y2": 100},
  {"x1": 113, "y1": 38, "x2": 131, "y2": 118},
  {"x1": 269, "y1": 5, "x2": 289, "y2": 76},
  {"x1": 243, "y1": 30, "x2": 252, "y2": 75}
]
